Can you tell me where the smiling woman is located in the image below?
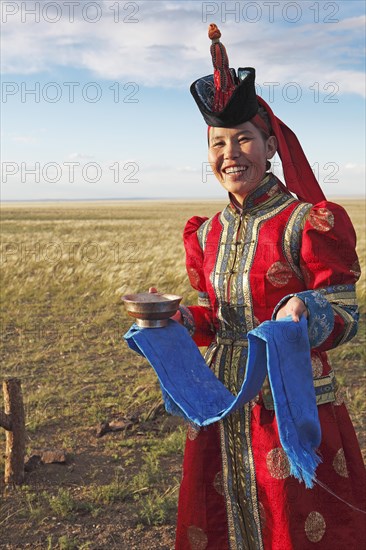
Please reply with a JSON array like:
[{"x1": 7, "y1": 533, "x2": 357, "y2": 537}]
[
  {"x1": 208, "y1": 123, "x2": 277, "y2": 203},
  {"x1": 172, "y1": 24, "x2": 366, "y2": 550}
]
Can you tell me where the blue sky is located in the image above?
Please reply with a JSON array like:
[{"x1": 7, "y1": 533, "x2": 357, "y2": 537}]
[{"x1": 1, "y1": 0, "x2": 365, "y2": 200}]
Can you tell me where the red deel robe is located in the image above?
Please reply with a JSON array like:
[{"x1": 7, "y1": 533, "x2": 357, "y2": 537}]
[{"x1": 175, "y1": 175, "x2": 366, "y2": 550}]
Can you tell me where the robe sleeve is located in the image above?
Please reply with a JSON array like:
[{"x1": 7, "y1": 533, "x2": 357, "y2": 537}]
[
  {"x1": 273, "y1": 201, "x2": 360, "y2": 350},
  {"x1": 179, "y1": 216, "x2": 216, "y2": 347}
]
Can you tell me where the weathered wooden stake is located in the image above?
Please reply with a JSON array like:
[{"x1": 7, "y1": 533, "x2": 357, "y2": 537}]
[{"x1": 0, "y1": 378, "x2": 25, "y2": 485}]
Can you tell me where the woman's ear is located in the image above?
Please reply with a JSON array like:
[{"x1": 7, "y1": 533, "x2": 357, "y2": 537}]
[{"x1": 266, "y1": 135, "x2": 277, "y2": 159}]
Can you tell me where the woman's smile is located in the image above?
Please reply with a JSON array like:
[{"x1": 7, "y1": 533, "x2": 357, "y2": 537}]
[
  {"x1": 223, "y1": 165, "x2": 248, "y2": 175},
  {"x1": 208, "y1": 121, "x2": 277, "y2": 203}
]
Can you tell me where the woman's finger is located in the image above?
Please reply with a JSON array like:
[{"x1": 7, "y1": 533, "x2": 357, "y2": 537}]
[{"x1": 276, "y1": 297, "x2": 308, "y2": 322}]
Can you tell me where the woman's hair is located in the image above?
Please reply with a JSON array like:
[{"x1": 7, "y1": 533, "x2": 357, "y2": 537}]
[
  {"x1": 250, "y1": 105, "x2": 272, "y2": 140},
  {"x1": 258, "y1": 106, "x2": 272, "y2": 132},
  {"x1": 207, "y1": 105, "x2": 273, "y2": 145}
]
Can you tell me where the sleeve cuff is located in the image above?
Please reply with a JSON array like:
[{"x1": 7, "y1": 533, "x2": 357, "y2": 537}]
[
  {"x1": 272, "y1": 290, "x2": 335, "y2": 348},
  {"x1": 197, "y1": 291, "x2": 211, "y2": 308},
  {"x1": 179, "y1": 305, "x2": 195, "y2": 336}
]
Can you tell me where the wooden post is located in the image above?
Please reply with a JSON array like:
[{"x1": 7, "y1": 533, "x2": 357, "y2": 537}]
[{"x1": 1, "y1": 378, "x2": 25, "y2": 485}]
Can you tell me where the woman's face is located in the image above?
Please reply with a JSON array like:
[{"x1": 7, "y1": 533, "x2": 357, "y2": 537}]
[{"x1": 208, "y1": 121, "x2": 277, "y2": 204}]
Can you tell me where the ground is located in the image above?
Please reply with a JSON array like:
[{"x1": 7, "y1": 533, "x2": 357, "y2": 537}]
[{"x1": 1, "y1": 200, "x2": 365, "y2": 549}]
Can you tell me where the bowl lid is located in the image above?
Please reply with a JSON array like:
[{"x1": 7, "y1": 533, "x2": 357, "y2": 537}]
[{"x1": 122, "y1": 292, "x2": 182, "y2": 304}]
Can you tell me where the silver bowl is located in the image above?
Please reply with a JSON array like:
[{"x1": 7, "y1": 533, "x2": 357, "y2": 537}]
[{"x1": 122, "y1": 292, "x2": 182, "y2": 328}]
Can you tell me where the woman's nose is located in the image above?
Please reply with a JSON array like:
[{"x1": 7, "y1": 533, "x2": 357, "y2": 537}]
[{"x1": 224, "y1": 140, "x2": 240, "y2": 159}]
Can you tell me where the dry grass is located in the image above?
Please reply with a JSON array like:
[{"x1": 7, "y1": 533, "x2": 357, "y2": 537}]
[{"x1": 0, "y1": 198, "x2": 365, "y2": 548}]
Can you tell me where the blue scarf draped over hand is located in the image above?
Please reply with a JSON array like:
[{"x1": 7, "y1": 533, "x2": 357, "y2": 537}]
[{"x1": 124, "y1": 316, "x2": 321, "y2": 488}]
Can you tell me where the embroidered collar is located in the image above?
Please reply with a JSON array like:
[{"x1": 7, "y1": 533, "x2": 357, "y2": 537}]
[{"x1": 228, "y1": 173, "x2": 289, "y2": 214}]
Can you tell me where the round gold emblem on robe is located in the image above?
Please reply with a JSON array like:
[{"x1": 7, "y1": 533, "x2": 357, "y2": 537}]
[
  {"x1": 266, "y1": 261, "x2": 293, "y2": 288},
  {"x1": 333, "y1": 448, "x2": 349, "y2": 478},
  {"x1": 266, "y1": 447, "x2": 291, "y2": 479},
  {"x1": 187, "y1": 424, "x2": 200, "y2": 441},
  {"x1": 305, "y1": 511, "x2": 326, "y2": 542},
  {"x1": 187, "y1": 525, "x2": 208, "y2": 549},
  {"x1": 308, "y1": 208, "x2": 334, "y2": 232},
  {"x1": 213, "y1": 470, "x2": 224, "y2": 496}
]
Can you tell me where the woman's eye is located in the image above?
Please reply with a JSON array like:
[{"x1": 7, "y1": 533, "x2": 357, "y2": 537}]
[
  {"x1": 238, "y1": 137, "x2": 250, "y2": 143},
  {"x1": 212, "y1": 141, "x2": 224, "y2": 148}
]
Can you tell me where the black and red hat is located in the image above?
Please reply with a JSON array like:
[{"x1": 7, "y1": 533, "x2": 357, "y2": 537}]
[{"x1": 190, "y1": 24, "x2": 326, "y2": 204}]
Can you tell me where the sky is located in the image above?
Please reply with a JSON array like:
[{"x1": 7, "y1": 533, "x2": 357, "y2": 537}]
[{"x1": 1, "y1": 0, "x2": 365, "y2": 201}]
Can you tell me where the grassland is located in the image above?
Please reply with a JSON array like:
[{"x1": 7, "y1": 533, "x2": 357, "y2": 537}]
[{"x1": 0, "y1": 199, "x2": 365, "y2": 549}]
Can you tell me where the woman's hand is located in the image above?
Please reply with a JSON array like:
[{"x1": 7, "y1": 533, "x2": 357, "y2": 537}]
[
  {"x1": 149, "y1": 287, "x2": 183, "y2": 323},
  {"x1": 275, "y1": 296, "x2": 308, "y2": 323}
]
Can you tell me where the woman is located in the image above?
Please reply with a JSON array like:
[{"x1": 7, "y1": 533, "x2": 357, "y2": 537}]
[{"x1": 170, "y1": 25, "x2": 365, "y2": 550}]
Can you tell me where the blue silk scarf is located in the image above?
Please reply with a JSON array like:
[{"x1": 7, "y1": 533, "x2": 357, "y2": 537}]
[{"x1": 124, "y1": 316, "x2": 321, "y2": 488}]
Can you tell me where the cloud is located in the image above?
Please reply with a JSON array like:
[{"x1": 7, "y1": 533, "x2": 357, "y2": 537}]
[
  {"x1": 177, "y1": 166, "x2": 200, "y2": 173},
  {"x1": 1, "y1": 1, "x2": 364, "y2": 97},
  {"x1": 331, "y1": 14, "x2": 366, "y2": 31},
  {"x1": 67, "y1": 152, "x2": 95, "y2": 160},
  {"x1": 343, "y1": 163, "x2": 365, "y2": 175},
  {"x1": 10, "y1": 134, "x2": 37, "y2": 144}
]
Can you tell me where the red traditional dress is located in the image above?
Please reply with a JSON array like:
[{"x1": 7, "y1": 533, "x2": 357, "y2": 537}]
[{"x1": 175, "y1": 174, "x2": 366, "y2": 550}]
